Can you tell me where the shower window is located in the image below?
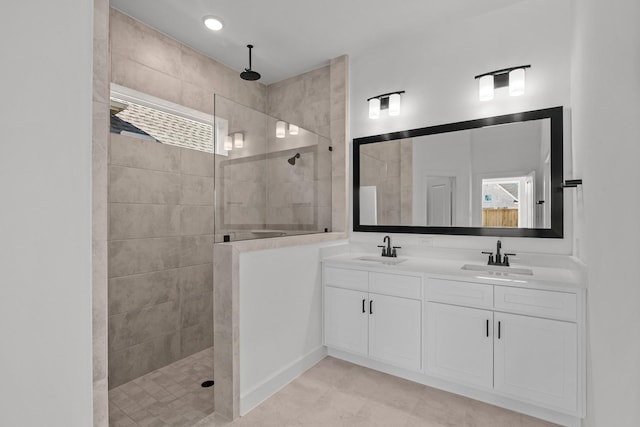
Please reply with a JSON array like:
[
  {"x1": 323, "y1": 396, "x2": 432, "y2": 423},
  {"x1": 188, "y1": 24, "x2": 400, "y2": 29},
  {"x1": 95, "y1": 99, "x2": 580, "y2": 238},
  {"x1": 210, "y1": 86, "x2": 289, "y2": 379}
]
[
  {"x1": 214, "y1": 95, "x2": 332, "y2": 242},
  {"x1": 109, "y1": 84, "x2": 229, "y2": 155}
]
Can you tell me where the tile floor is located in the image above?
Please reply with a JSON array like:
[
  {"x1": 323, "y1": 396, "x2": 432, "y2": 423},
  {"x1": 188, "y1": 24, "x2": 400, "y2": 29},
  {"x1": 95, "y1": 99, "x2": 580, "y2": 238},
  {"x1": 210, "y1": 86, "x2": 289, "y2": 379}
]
[
  {"x1": 109, "y1": 347, "x2": 215, "y2": 427},
  {"x1": 109, "y1": 352, "x2": 560, "y2": 427},
  {"x1": 193, "y1": 356, "x2": 560, "y2": 427}
]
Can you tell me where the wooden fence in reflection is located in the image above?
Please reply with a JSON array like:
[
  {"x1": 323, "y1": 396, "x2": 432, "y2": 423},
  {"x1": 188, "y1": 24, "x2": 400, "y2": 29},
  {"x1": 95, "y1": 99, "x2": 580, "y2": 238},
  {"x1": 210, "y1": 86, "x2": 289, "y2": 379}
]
[{"x1": 482, "y1": 208, "x2": 518, "y2": 228}]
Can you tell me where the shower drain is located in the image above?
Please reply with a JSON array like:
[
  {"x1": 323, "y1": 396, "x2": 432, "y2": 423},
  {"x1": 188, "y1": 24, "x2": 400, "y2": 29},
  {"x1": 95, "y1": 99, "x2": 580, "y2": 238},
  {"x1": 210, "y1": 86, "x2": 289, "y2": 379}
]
[{"x1": 201, "y1": 380, "x2": 215, "y2": 388}]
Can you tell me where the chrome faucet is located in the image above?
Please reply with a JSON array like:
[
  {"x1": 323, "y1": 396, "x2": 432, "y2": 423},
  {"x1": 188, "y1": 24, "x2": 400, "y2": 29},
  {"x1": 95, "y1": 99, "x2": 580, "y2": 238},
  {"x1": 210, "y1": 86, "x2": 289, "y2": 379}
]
[
  {"x1": 378, "y1": 235, "x2": 401, "y2": 257},
  {"x1": 482, "y1": 240, "x2": 515, "y2": 266}
]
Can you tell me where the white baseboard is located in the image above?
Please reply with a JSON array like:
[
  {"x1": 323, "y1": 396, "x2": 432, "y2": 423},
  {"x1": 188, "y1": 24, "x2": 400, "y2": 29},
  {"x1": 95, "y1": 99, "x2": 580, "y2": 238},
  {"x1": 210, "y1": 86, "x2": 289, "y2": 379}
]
[{"x1": 239, "y1": 346, "x2": 327, "y2": 416}]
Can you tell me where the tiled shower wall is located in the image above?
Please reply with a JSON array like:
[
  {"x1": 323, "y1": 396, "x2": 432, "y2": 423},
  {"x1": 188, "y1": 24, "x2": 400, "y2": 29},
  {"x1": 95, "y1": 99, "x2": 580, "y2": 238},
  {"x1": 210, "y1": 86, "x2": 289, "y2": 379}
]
[
  {"x1": 266, "y1": 59, "x2": 349, "y2": 232},
  {"x1": 360, "y1": 139, "x2": 413, "y2": 225},
  {"x1": 107, "y1": 133, "x2": 214, "y2": 387}
]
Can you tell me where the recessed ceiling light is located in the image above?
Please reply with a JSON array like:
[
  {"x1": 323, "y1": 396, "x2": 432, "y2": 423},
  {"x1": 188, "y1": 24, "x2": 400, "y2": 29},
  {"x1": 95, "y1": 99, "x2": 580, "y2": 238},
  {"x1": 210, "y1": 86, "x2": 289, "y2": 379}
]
[{"x1": 203, "y1": 16, "x2": 223, "y2": 31}]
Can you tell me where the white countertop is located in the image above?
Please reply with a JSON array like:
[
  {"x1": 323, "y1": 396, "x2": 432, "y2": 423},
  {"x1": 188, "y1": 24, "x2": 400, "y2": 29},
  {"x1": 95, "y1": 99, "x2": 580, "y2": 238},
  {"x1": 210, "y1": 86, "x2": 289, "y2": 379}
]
[{"x1": 322, "y1": 247, "x2": 586, "y2": 292}]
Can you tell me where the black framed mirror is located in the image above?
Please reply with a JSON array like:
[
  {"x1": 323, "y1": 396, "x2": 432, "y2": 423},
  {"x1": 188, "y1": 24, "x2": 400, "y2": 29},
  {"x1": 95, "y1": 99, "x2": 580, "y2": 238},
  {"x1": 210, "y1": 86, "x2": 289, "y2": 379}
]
[{"x1": 353, "y1": 106, "x2": 563, "y2": 238}]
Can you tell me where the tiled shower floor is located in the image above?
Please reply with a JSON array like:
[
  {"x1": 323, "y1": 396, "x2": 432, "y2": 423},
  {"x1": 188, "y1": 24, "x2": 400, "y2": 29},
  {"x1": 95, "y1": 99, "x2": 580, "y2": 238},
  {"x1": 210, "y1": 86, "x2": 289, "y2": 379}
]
[{"x1": 109, "y1": 347, "x2": 215, "y2": 427}]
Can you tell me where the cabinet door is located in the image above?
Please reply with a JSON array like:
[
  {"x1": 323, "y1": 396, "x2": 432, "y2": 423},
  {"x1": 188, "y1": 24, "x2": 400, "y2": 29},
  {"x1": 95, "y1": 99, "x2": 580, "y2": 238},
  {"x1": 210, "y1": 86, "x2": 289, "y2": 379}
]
[
  {"x1": 426, "y1": 302, "x2": 493, "y2": 389},
  {"x1": 368, "y1": 293, "x2": 421, "y2": 371},
  {"x1": 494, "y1": 312, "x2": 577, "y2": 412},
  {"x1": 324, "y1": 286, "x2": 368, "y2": 356}
]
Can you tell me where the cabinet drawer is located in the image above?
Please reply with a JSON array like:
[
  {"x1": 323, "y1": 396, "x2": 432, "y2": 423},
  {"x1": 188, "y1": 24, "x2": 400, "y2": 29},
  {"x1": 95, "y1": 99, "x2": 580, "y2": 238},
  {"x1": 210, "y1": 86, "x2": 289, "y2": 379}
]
[
  {"x1": 324, "y1": 266, "x2": 368, "y2": 291},
  {"x1": 369, "y1": 272, "x2": 422, "y2": 299},
  {"x1": 495, "y1": 286, "x2": 577, "y2": 321},
  {"x1": 426, "y1": 278, "x2": 493, "y2": 308}
]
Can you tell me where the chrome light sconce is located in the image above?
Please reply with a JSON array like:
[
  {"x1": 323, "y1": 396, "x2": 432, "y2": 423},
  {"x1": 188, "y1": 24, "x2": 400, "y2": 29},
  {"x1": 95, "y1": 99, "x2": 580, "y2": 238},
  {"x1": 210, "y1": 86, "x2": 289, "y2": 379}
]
[
  {"x1": 474, "y1": 65, "x2": 530, "y2": 101},
  {"x1": 367, "y1": 91, "x2": 405, "y2": 119}
]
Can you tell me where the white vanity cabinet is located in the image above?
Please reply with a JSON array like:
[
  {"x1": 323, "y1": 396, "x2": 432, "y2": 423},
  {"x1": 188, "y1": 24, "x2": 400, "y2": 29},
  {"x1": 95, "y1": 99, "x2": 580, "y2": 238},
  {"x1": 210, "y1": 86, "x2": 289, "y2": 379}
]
[
  {"x1": 493, "y1": 311, "x2": 577, "y2": 411},
  {"x1": 426, "y1": 277, "x2": 581, "y2": 414},
  {"x1": 426, "y1": 302, "x2": 494, "y2": 389},
  {"x1": 324, "y1": 286, "x2": 369, "y2": 356},
  {"x1": 322, "y1": 254, "x2": 586, "y2": 425},
  {"x1": 323, "y1": 266, "x2": 422, "y2": 371}
]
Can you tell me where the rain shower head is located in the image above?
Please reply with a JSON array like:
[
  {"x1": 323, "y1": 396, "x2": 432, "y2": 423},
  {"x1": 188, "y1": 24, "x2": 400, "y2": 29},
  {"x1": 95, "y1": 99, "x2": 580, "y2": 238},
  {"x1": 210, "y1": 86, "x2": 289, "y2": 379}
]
[
  {"x1": 240, "y1": 45, "x2": 261, "y2": 81},
  {"x1": 288, "y1": 153, "x2": 301, "y2": 165}
]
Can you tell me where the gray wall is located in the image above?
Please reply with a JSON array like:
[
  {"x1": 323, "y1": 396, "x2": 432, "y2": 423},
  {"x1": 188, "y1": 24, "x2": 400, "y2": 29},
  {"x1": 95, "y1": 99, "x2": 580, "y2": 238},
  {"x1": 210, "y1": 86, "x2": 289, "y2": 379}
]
[
  {"x1": 108, "y1": 133, "x2": 214, "y2": 387},
  {"x1": 1, "y1": 0, "x2": 94, "y2": 425}
]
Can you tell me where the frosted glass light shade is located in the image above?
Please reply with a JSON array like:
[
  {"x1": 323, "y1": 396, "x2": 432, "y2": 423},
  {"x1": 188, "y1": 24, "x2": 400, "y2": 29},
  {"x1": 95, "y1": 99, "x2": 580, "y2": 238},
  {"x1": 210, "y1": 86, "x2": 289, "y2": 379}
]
[
  {"x1": 233, "y1": 132, "x2": 243, "y2": 148},
  {"x1": 368, "y1": 98, "x2": 380, "y2": 119},
  {"x1": 509, "y1": 68, "x2": 526, "y2": 96},
  {"x1": 276, "y1": 120, "x2": 286, "y2": 138},
  {"x1": 288, "y1": 124, "x2": 299, "y2": 135},
  {"x1": 224, "y1": 135, "x2": 233, "y2": 151},
  {"x1": 388, "y1": 93, "x2": 401, "y2": 116},
  {"x1": 479, "y1": 75, "x2": 494, "y2": 101}
]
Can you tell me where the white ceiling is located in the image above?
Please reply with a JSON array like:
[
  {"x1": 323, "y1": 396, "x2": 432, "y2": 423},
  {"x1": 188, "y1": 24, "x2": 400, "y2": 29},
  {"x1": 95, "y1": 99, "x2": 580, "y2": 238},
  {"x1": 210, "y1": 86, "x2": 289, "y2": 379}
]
[{"x1": 109, "y1": 0, "x2": 527, "y2": 85}]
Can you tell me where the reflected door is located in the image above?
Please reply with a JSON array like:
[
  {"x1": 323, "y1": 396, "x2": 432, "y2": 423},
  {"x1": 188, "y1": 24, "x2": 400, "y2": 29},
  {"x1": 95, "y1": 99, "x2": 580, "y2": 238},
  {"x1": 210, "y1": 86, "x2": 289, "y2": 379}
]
[{"x1": 426, "y1": 177, "x2": 454, "y2": 226}]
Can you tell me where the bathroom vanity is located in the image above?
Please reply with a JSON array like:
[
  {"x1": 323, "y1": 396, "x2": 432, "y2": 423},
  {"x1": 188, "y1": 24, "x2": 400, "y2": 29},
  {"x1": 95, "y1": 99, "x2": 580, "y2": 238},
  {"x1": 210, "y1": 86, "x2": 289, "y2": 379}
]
[{"x1": 322, "y1": 249, "x2": 586, "y2": 426}]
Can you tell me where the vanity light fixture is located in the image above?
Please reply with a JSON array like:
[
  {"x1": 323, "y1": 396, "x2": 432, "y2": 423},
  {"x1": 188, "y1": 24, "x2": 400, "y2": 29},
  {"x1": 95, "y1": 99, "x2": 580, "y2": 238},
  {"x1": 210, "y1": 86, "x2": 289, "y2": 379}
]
[
  {"x1": 276, "y1": 120, "x2": 286, "y2": 138},
  {"x1": 224, "y1": 135, "x2": 233, "y2": 151},
  {"x1": 478, "y1": 75, "x2": 495, "y2": 101},
  {"x1": 233, "y1": 132, "x2": 243, "y2": 148},
  {"x1": 368, "y1": 97, "x2": 381, "y2": 119},
  {"x1": 475, "y1": 65, "x2": 530, "y2": 101},
  {"x1": 288, "y1": 124, "x2": 299, "y2": 135},
  {"x1": 202, "y1": 16, "x2": 224, "y2": 31},
  {"x1": 367, "y1": 91, "x2": 405, "y2": 119}
]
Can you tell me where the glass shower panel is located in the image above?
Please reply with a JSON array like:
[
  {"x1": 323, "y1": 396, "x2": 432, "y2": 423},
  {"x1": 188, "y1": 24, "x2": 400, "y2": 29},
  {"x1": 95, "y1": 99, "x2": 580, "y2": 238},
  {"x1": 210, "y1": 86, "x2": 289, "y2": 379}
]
[{"x1": 213, "y1": 95, "x2": 332, "y2": 242}]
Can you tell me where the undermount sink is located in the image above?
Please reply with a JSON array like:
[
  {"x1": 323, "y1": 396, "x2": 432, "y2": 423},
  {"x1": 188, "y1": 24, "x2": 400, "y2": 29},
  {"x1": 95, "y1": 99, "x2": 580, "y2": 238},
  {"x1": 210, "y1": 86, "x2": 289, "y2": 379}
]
[
  {"x1": 461, "y1": 264, "x2": 533, "y2": 276},
  {"x1": 356, "y1": 256, "x2": 408, "y2": 265}
]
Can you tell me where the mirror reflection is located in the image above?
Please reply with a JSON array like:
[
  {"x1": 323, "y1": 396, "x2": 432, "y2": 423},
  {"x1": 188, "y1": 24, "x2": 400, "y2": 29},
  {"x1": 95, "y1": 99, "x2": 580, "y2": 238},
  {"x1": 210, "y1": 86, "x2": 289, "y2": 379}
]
[
  {"x1": 359, "y1": 119, "x2": 550, "y2": 229},
  {"x1": 353, "y1": 107, "x2": 563, "y2": 238}
]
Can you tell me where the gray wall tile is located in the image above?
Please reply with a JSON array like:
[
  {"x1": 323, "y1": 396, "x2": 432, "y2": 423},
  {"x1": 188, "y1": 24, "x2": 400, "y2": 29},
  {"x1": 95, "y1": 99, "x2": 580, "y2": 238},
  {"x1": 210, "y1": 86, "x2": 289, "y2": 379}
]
[
  {"x1": 180, "y1": 205, "x2": 215, "y2": 236},
  {"x1": 109, "y1": 237, "x2": 181, "y2": 278},
  {"x1": 110, "y1": 133, "x2": 181, "y2": 172},
  {"x1": 110, "y1": 166, "x2": 181, "y2": 204},
  {"x1": 109, "y1": 300, "x2": 179, "y2": 352},
  {"x1": 109, "y1": 204, "x2": 180, "y2": 240},
  {"x1": 181, "y1": 292, "x2": 213, "y2": 329},
  {"x1": 180, "y1": 235, "x2": 214, "y2": 267},
  {"x1": 181, "y1": 174, "x2": 214, "y2": 205},
  {"x1": 111, "y1": 53, "x2": 183, "y2": 107},
  {"x1": 179, "y1": 264, "x2": 213, "y2": 297},
  {"x1": 110, "y1": 10, "x2": 182, "y2": 79},
  {"x1": 108, "y1": 269, "x2": 179, "y2": 315},
  {"x1": 181, "y1": 322, "x2": 213, "y2": 359},
  {"x1": 181, "y1": 147, "x2": 214, "y2": 177},
  {"x1": 108, "y1": 333, "x2": 180, "y2": 388}
]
